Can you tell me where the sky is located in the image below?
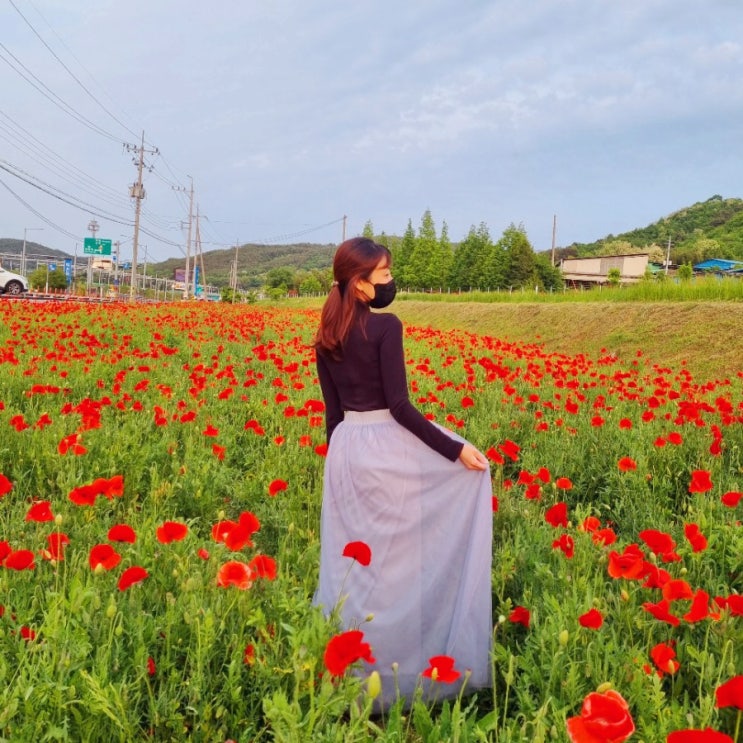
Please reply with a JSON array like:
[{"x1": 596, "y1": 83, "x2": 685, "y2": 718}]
[{"x1": 2, "y1": 0, "x2": 742, "y2": 265}]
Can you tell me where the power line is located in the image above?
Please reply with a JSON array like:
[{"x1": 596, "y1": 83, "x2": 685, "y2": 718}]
[
  {"x1": 7, "y1": 0, "x2": 139, "y2": 141},
  {"x1": 0, "y1": 43, "x2": 123, "y2": 143},
  {"x1": 0, "y1": 175, "x2": 80, "y2": 240}
]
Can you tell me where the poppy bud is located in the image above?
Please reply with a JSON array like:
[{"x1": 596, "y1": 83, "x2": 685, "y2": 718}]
[
  {"x1": 94, "y1": 563, "x2": 105, "y2": 575},
  {"x1": 559, "y1": 630, "x2": 569, "y2": 647},
  {"x1": 596, "y1": 681, "x2": 614, "y2": 693},
  {"x1": 365, "y1": 613, "x2": 375, "y2": 623},
  {"x1": 55, "y1": 514, "x2": 63, "y2": 526},
  {"x1": 106, "y1": 602, "x2": 116, "y2": 619},
  {"x1": 366, "y1": 671, "x2": 381, "y2": 700},
  {"x1": 498, "y1": 615, "x2": 506, "y2": 624},
  {"x1": 620, "y1": 589, "x2": 630, "y2": 602},
  {"x1": 680, "y1": 567, "x2": 687, "y2": 575}
]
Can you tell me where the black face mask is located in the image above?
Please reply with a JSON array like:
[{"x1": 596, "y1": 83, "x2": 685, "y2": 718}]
[{"x1": 369, "y1": 279, "x2": 397, "y2": 309}]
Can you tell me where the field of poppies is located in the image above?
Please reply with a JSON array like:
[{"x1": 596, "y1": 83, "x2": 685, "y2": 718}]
[{"x1": 0, "y1": 299, "x2": 740, "y2": 743}]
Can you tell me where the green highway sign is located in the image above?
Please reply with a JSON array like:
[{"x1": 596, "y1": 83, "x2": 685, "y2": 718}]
[{"x1": 83, "y1": 237, "x2": 112, "y2": 256}]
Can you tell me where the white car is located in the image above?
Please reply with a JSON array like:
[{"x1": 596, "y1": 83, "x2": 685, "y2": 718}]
[{"x1": 0, "y1": 266, "x2": 29, "y2": 295}]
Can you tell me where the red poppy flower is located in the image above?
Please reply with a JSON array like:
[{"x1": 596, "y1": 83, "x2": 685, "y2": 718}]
[
  {"x1": 684, "y1": 523, "x2": 708, "y2": 552},
  {"x1": 592, "y1": 528, "x2": 617, "y2": 547},
  {"x1": 721, "y1": 491, "x2": 742, "y2": 508},
  {"x1": 268, "y1": 479, "x2": 288, "y2": 497},
  {"x1": 5, "y1": 549, "x2": 35, "y2": 570},
  {"x1": 422, "y1": 655, "x2": 461, "y2": 683},
  {"x1": 156, "y1": 521, "x2": 188, "y2": 544},
  {"x1": 461, "y1": 396, "x2": 474, "y2": 408},
  {"x1": 642, "y1": 599, "x2": 680, "y2": 626},
  {"x1": 248, "y1": 554, "x2": 277, "y2": 580},
  {"x1": 545, "y1": 502, "x2": 568, "y2": 528},
  {"x1": 20, "y1": 626, "x2": 36, "y2": 642},
  {"x1": 342, "y1": 541, "x2": 372, "y2": 566},
  {"x1": 118, "y1": 566, "x2": 149, "y2": 591},
  {"x1": 509, "y1": 606, "x2": 530, "y2": 627},
  {"x1": 244, "y1": 644, "x2": 256, "y2": 666},
  {"x1": 216, "y1": 561, "x2": 254, "y2": 589},
  {"x1": 108, "y1": 524, "x2": 137, "y2": 543},
  {"x1": 667, "y1": 729, "x2": 733, "y2": 743},
  {"x1": 715, "y1": 675, "x2": 743, "y2": 709},
  {"x1": 689, "y1": 470, "x2": 713, "y2": 493},
  {"x1": 46, "y1": 532, "x2": 70, "y2": 561},
  {"x1": 314, "y1": 443, "x2": 328, "y2": 457},
  {"x1": 642, "y1": 564, "x2": 671, "y2": 589},
  {"x1": 566, "y1": 689, "x2": 635, "y2": 743},
  {"x1": 485, "y1": 446, "x2": 505, "y2": 465},
  {"x1": 650, "y1": 642, "x2": 680, "y2": 675},
  {"x1": 618, "y1": 418, "x2": 632, "y2": 430},
  {"x1": 25, "y1": 500, "x2": 54, "y2": 523},
  {"x1": 89, "y1": 544, "x2": 122, "y2": 571},
  {"x1": 607, "y1": 544, "x2": 646, "y2": 580},
  {"x1": 212, "y1": 444, "x2": 226, "y2": 460},
  {"x1": 578, "y1": 608, "x2": 603, "y2": 629},
  {"x1": 639, "y1": 529, "x2": 676, "y2": 556},
  {"x1": 68, "y1": 483, "x2": 97, "y2": 506},
  {"x1": 197, "y1": 547, "x2": 210, "y2": 560},
  {"x1": 555, "y1": 477, "x2": 573, "y2": 490},
  {"x1": 0, "y1": 473, "x2": 12, "y2": 497},
  {"x1": 323, "y1": 630, "x2": 375, "y2": 676},
  {"x1": 552, "y1": 533, "x2": 574, "y2": 558},
  {"x1": 683, "y1": 589, "x2": 712, "y2": 623},
  {"x1": 617, "y1": 457, "x2": 637, "y2": 472},
  {"x1": 498, "y1": 439, "x2": 521, "y2": 462},
  {"x1": 147, "y1": 656, "x2": 156, "y2": 676},
  {"x1": 662, "y1": 579, "x2": 694, "y2": 602}
]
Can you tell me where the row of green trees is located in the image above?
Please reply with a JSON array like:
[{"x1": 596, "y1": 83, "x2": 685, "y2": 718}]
[{"x1": 364, "y1": 211, "x2": 563, "y2": 292}]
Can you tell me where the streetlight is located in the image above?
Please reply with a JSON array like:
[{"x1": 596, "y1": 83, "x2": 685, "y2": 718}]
[{"x1": 21, "y1": 227, "x2": 44, "y2": 276}]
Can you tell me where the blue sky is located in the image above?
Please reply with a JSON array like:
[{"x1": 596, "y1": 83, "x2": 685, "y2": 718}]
[{"x1": 2, "y1": 0, "x2": 742, "y2": 263}]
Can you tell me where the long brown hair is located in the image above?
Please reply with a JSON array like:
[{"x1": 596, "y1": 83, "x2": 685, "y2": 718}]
[{"x1": 314, "y1": 237, "x2": 391, "y2": 359}]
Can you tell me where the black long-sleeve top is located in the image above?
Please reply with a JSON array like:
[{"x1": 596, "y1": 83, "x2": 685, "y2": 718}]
[{"x1": 315, "y1": 306, "x2": 464, "y2": 462}]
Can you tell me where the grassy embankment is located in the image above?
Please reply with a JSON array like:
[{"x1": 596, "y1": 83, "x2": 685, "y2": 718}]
[{"x1": 291, "y1": 282, "x2": 743, "y2": 380}]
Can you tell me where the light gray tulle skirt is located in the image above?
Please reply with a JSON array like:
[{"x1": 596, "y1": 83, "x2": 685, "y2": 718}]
[{"x1": 314, "y1": 409, "x2": 493, "y2": 708}]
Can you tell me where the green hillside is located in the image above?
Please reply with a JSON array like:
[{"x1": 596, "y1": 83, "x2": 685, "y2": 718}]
[
  {"x1": 149, "y1": 242, "x2": 336, "y2": 287},
  {"x1": 558, "y1": 195, "x2": 743, "y2": 265},
  {"x1": 3, "y1": 194, "x2": 743, "y2": 285}
]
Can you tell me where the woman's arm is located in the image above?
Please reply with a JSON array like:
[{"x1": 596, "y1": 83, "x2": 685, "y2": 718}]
[
  {"x1": 378, "y1": 315, "x2": 465, "y2": 462},
  {"x1": 316, "y1": 353, "x2": 343, "y2": 444}
]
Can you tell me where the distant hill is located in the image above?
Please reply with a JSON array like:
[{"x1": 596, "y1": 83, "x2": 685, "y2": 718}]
[
  {"x1": 0, "y1": 239, "x2": 73, "y2": 262},
  {"x1": 4, "y1": 195, "x2": 743, "y2": 282},
  {"x1": 151, "y1": 242, "x2": 337, "y2": 287},
  {"x1": 556, "y1": 195, "x2": 743, "y2": 265}
]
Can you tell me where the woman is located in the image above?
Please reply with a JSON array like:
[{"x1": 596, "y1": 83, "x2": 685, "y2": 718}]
[{"x1": 313, "y1": 237, "x2": 493, "y2": 708}]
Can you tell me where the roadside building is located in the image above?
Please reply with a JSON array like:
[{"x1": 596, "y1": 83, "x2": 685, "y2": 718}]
[{"x1": 560, "y1": 253, "x2": 650, "y2": 287}]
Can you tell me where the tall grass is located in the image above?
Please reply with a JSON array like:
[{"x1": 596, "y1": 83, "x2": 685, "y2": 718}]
[{"x1": 395, "y1": 275, "x2": 743, "y2": 303}]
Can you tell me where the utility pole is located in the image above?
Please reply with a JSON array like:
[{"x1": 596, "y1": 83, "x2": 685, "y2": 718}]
[
  {"x1": 196, "y1": 206, "x2": 206, "y2": 297},
  {"x1": 665, "y1": 235, "x2": 672, "y2": 275},
  {"x1": 125, "y1": 131, "x2": 158, "y2": 301},
  {"x1": 551, "y1": 214, "x2": 557, "y2": 267},
  {"x1": 342, "y1": 215, "x2": 347, "y2": 242},
  {"x1": 113, "y1": 241, "x2": 120, "y2": 293},
  {"x1": 173, "y1": 176, "x2": 194, "y2": 299},
  {"x1": 87, "y1": 219, "x2": 99, "y2": 294},
  {"x1": 231, "y1": 241, "x2": 240, "y2": 303}
]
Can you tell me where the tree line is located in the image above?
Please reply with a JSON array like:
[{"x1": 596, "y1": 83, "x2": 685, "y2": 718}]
[{"x1": 364, "y1": 210, "x2": 563, "y2": 292}]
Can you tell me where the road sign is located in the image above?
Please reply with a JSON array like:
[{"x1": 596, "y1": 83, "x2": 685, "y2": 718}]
[{"x1": 83, "y1": 238, "x2": 112, "y2": 256}]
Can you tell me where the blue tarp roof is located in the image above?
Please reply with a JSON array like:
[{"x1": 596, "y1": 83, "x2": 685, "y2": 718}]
[{"x1": 693, "y1": 258, "x2": 743, "y2": 272}]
